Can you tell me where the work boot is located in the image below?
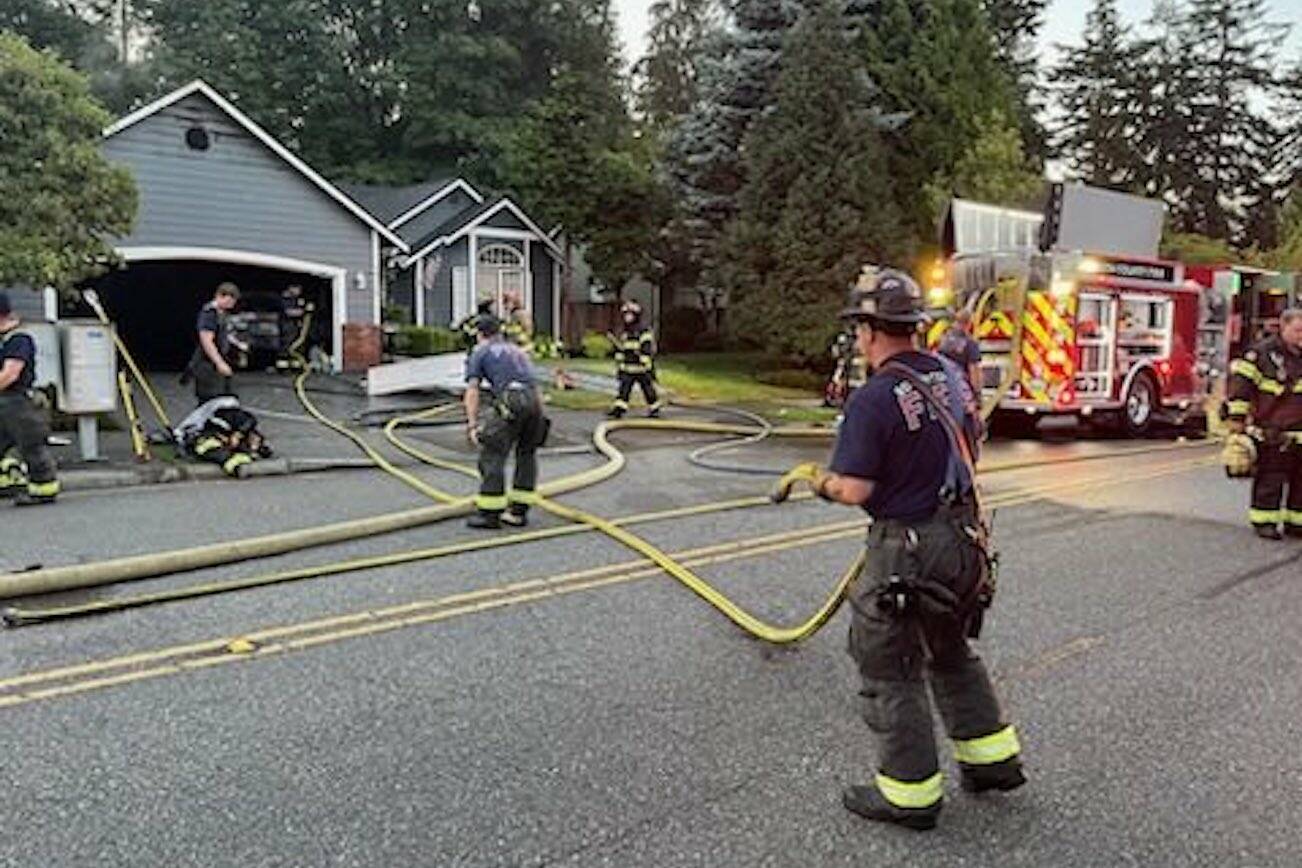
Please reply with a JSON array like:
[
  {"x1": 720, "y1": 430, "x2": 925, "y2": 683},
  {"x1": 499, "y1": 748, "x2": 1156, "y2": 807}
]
[
  {"x1": 14, "y1": 490, "x2": 57, "y2": 507},
  {"x1": 959, "y1": 758, "x2": 1027, "y2": 794},
  {"x1": 501, "y1": 510, "x2": 528, "y2": 528},
  {"x1": 466, "y1": 511, "x2": 501, "y2": 530},
  {"x1": 0, "y1": 485, "x2": 19, "y2": 500},
  {"x1": 607, "y1": 407, "x2": 626, "y2": 419},
  {"x1": 646, "y1": 406, "x2": 662, "y2": 419},
  {"x1": 841, "y1": 785, "x2": 940, "y2": 831},
  {"x1": 1254, "y1": 525, "x2": 1284, "y2": 541}
]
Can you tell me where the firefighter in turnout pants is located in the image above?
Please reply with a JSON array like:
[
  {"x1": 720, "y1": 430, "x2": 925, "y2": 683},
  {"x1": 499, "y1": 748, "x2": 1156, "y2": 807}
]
[
  {"x1": 464, "y1": 317, "x2": 549, "y2": 529},
  {"x1": 1225, "y1": 308, "x2": 1302, "y2": 540},
  {"x1": 773, "y1": 268, "x2": 1024, "y2": 830},
  {"x1": 0, "y1": 292, "x2": 59, "y2": 506},
  {"x1": 608, "y1": 300, "x2": 663, "y2": 418}
]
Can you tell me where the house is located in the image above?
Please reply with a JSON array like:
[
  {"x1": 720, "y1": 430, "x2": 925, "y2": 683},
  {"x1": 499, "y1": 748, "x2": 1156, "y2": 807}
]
[{"x1": 341, "y1": 179, "x2": 564, "y2": 337}]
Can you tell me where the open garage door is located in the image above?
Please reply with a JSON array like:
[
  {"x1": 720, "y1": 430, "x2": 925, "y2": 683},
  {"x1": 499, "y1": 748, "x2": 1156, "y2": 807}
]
[{"x1": 73, "y1": 250, "x2": 346, "y2": 372}]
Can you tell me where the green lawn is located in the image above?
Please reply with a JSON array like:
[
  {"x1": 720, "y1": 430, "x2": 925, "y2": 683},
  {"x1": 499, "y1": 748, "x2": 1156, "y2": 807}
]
[{"x1": 546, "y1": 352, "x2": 840, "y2": 425}]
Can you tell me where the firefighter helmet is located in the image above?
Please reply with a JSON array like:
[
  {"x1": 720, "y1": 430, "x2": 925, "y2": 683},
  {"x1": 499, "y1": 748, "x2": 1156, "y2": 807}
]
[
  {"x1": 1221, "y1": 432, "x2": 1256, "y2": 478},
  {"x1": 840, "y1": 267, "x2": 926, "y2": 325},
  {"x1": 621, "y1": 300, "x2": 643, "y2": 320}
]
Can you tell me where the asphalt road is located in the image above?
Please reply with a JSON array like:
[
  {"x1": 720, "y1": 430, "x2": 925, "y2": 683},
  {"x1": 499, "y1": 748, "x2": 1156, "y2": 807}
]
[{"x1": 0, "y1": 422, "x2": 1297, "y2": 867}]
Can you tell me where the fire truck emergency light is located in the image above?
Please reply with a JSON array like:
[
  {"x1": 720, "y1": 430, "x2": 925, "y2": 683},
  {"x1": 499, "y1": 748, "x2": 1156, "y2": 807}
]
[{"x1": 1050, "y1": 278, "x2": 1076, "y2": 299}]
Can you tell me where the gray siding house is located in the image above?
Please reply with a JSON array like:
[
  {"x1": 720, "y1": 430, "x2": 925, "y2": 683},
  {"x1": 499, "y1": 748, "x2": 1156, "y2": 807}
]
[
  {"x1": 343, "y1": 180, "x2": 564, "y2": 336},
  {"x1": 66, "y1": 81, "x2": 409, "y2": 372}
]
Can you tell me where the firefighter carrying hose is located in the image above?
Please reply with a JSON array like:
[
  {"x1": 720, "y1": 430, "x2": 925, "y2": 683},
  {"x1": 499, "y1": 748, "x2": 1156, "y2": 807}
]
[
  {"x1": 464, "y1": 316, "x2": 549, "y2": 529},
  {"x1": 772, "y1": 267, "x2": 1024, "y2": 830},
  {"x1": 0, "y1": 292, "x2": 59, "y2": 506},
  {"x1": 608, "y1": 300, "x2": 663, "y2": 418},
  {"x1": 1224, "y1": 307, "x2": 1302, "y2": 540}
]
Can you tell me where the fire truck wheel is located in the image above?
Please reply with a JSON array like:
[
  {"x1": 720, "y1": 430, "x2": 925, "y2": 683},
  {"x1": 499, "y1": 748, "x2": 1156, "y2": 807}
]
[{"x1": 1122, "y1": 372, "x2": 1159, "y2": 437}]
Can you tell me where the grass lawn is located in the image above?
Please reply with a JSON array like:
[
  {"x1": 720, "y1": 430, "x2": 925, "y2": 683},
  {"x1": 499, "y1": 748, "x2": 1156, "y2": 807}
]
[{"x1": 545, "y1": 352, "x2": 840, "y2": 425}]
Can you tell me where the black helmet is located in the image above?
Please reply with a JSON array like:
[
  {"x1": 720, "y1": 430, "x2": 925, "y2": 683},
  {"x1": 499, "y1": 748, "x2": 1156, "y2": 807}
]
[
  {"x1": 475, "y1": 313, "x2": 501, "y2": 337},
  {"x1": 840, "y1": 266, "x2": 926, "y2": 325}
]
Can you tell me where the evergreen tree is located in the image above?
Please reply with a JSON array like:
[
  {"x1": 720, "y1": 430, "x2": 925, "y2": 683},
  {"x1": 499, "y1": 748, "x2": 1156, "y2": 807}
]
[
  {"x1": 1129, "y1": 1, "x2": 1199, "y2": 209},
  {"x1": 1049, "y1": 0, "x2": 1144, "y2": 191},
  {"x1": 858, "y1": 0, "x2": 1018, "y2": 241},
  {"x1": 927, "y1": 109, "x2": 1043, "y2": 213},
  {"x1": 634, "y1": 0, "x2": 720, "y2": 129},
  {"x1": 982, "y1": 0, "x2": 1049, "y2": 161},
  {"x1": 1178, "y1": 0, "x2": 1288, "y2": 241},
  {"x1": 721, "y1": 0, "x2": 908, "y2": 363}
]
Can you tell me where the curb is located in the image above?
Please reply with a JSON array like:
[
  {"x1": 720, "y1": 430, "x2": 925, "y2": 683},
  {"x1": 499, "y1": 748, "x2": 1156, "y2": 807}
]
[{"x1": 60, "y1": 457, "x2": 376, "y2": 493}]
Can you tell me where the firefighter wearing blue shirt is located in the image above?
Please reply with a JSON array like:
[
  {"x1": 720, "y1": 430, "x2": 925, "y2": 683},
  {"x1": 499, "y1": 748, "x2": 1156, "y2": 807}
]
[
  {"x1": 775, "y1": 268, "x2": 1024, "y2": 830},
  {"x1": 184, "y1": 282, "x2": 242, "y2": 405},
  {"x1": 464, "y1": 317, "x2": 549, "y2": 529},
  {"x1": 0, "y1": 292, "x2": 59, "y2": 506}
]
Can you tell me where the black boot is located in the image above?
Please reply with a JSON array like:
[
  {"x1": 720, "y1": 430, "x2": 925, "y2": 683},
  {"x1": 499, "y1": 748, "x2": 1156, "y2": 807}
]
[
  {"x1": 466, "y1": 511, "x2": 501, "y2": 530},
  {"x1": 14, "y1": 490, "x2": 57, "y2": 507},
  {"x1": 1254, "y1": 524, "x2": 1284, "y2": 541},
  {"x1": 501, "y1": 510, "x2": 528, "y2": 528},
  {"x1": 607, "y1": 406, "x2": 626, "y2": 419},
  {"x1": 959, "y1": 758, "x2": 1027, "y2": 794},
  {"x1": 841, "y1": 785, "x2": 940, "y2": 831}
]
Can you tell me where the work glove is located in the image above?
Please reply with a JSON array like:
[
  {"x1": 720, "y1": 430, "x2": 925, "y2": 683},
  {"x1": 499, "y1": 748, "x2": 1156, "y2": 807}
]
[
  {"x1": 770, "y1": 462, "x2": 827, "y2": 504},
  {"x1": 1221, "y1": 432, "x2": 1256, "y2": 479}
]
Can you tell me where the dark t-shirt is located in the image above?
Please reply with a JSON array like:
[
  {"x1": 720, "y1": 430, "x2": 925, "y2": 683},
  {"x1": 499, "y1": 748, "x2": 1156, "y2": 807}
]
[
  {"x1": 196, "y1": 303, "x2": 229, "y2": 357},
  {"x1": 465, "y1": 337, "x2": 534, "y2": 395},
  {"x1": 829, "y1": 351, "x2": 976, "y2": 522},
  {"x1": 0, "y1": 332, "x2": 36, "y2": 393},
  {"x1": 938, "y1": 328, "x2": 981, "y2": 369}
]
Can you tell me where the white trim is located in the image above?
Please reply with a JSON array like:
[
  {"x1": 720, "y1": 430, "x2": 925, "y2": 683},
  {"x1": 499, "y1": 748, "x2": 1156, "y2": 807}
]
[
  {"x1": 472, "y1": 228, "x2": 538, "y2": 242},
  {"x1": 406, "y1": 198, "x2": 564, "y2": 262},
  {"x1": 42, "y1": 287, "x2": 58, "y2": 322},
  {"x1": 523, "y1": 240, "x2": 532, "y2": 316},
  {"x1": 469, "y1": 233, "x2": 478, "y2": 318},
  {"x1": 553, "y1": 258, "x2": 562, "y2": 338},
  {"x1": 414, "y1": 258, "x2": 425, "y2": 326},
  {"x1": 104, "y1": 80, "x2": 409, "y2": 252},
  {"x1": 371, "y1": 231, "x2": 381, "y2": 325},
  {"x1": 115, "y1": 245, "x2": 348, "y2": 374},
  {"x1": 389, "y1": 179, "x2": 484, "y2": 229}
]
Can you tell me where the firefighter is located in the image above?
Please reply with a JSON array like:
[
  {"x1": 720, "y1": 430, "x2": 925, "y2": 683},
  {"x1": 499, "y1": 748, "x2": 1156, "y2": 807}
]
[
  {"x1": 174, "y1": 397, "x2": 273, "y2": 478},
  {"x1": 608, "y1": 300, "x2": 663, "y2": 419},
  {"x1": 773, "y1": 267, "x2": 1023, "y2": 830},
  {"x1": 183, "y1": 282, "x2": 242, "y2": 405},
  {"x1": 464, "y1": 317, "x2": 549, "y2": 529},
  {"x1": 502, "y1": 289, "x2": 535, "y2": 357},
  {"x1": 456, "y1": 299, "x2": 497, "y2": 352},
  {"x1": 1224, "y1": 307, "x2": 1302, "y2": 540},
  {"x1": 0, "y1": 292, "x2": 59, "y2": 506},
  {"x1": 937, "y1": 308, "x2": 983, "y2": 394}
]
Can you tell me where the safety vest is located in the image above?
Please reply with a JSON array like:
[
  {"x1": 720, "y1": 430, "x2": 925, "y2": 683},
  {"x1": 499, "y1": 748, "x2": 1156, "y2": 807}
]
[
  {"x1": 615, "y1": 329, "x2": 655, "y2": 374},
  {"x1": 1226, "y1": 336, "x2": 1302, "y2": 433}
]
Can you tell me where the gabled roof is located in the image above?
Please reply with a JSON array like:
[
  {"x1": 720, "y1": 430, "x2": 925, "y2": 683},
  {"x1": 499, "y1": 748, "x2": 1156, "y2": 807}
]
[
  {"x1": 340, "y1": 177, "x2": 483, "y2": 228},
  {"x1": 105, "y1": 80, "x2": 409, "y2": 251},
  {"x1": 405, "y1": 197, "x2": 564, "y2": 264}
]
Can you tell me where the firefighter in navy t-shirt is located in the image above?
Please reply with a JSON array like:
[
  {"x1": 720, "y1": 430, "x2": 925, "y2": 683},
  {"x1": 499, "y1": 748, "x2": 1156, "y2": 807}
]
[
  {"x1": 771, "y1": 267, "x2": 1023, "y2": 830},
  {"x1": 0, "y1": 292, "x2": 59, "y2": 506}
]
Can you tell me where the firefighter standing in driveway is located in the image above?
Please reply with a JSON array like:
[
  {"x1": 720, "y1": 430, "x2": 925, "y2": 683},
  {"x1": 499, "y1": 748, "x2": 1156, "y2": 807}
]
[
  {"x1": 464, "y1": 317, "x2": 549, "y2": 529},
  {"x1": 608, "y1": 300, "x2": 663, "y2": 418},
  {"x1": 184, "y1": 282, "x2": 242, "y2": 405},
  {"x1": 0, "y1": 292, "x2": 59, "y2": 506},
  {"x1": 1225, "y1": 308, "x2": 1302, "y2": 540},
  {"x1": 774, "y1": 268, "x2": 1024, "y2": 830}
]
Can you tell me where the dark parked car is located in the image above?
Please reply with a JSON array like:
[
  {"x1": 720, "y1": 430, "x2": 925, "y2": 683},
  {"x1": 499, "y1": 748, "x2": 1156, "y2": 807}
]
[{"x1": 227, "y1": 292, "x2": 288, "y2": 369}]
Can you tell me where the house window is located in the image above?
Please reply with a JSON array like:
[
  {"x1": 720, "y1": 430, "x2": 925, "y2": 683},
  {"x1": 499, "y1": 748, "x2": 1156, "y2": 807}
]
[{"x1": 477, "y1": 244, "x2": 526, "y2": 315}]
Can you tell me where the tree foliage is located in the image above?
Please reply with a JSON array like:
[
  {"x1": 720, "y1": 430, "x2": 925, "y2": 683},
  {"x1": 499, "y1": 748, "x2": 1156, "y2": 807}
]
[
  {"x1": 927, "y1": 109, "x2": 1042, "y2": 214},
  {"x1": 634, "y1": 0, "x2": 719, "y2": 129},
  {"x1": 0, "y1": 31, "x2": 136, "y2": 290},
  {"x1": 720, "y1": 0, "x2": 908, "y2": 363},
  {"x1": 981, "y1": 0, "x2": 1048, "y2": 161}
]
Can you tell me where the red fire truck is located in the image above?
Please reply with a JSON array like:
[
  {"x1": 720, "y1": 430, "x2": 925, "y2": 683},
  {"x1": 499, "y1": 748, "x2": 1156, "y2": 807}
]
[{"x1": 954, "y1": 251, "x2": 1210, "y2": 435}]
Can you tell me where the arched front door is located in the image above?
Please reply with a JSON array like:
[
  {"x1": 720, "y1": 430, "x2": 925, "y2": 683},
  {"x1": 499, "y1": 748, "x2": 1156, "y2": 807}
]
[{"x1": 476, "y1": 244, "x2": 526, "y2": 315}]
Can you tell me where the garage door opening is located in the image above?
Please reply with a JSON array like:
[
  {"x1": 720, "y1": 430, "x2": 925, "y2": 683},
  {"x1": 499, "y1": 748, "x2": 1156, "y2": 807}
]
[{"x1": 78, "y1": 261, "x2": 334, "y2": 371}]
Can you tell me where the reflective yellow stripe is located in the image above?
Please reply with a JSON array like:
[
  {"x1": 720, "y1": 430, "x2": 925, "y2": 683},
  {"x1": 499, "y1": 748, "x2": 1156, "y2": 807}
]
[
  {"x1": 1258, "y1": 378, "x2": 1285, "y2": 395},
  {"x1": 874, "y1": 772, "x2": 943, "y2": 809},
  {"x1": 475, "y1": 494, "x2": 508, "y2": 511},
  {"x1": 1284, "y1": 509, "x2": 1302, "y2": 527},
  {"x1": 1230, "y1": 359, "x2": 1260, "y2": 382},
  {"x1": 953, "y1": 725, "x2": 1021, "y2": 766},
  {"x1": 194, "y1": 437, "x2": 222, "y2": 456},
  {"x1": 0, "y1": 455, "x2": 22, "y2": 473},
  {"x1": 222, "y1": 453, "x2": 252, "y2": 475},
  {"x1": 611, "y1": 399, "x2": 629, "y2": 410},
  {"x1": 508, "y1": 489, "x2": 538, "y2": 505},
  {"x1": 1287, "y1": 431, "x2": 1302, "y2": 445},
  {"x1": 1225, "y1": 400, "x2": 1251, "y2": 417},
  {"x1": 26, "y1": 480, "x2": 59, "y2": 497},
  {"x1": 1249, "y1": 508, "x2": 1283, "y2": 524}
]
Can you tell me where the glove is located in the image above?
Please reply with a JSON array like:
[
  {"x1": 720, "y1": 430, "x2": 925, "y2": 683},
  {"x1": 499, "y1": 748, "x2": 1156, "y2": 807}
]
[
  {"x1": 770, "y1": 462, "x2": 827, "y2": 503},
  {"x1": 1221, "y1": 432, "x2": 1256, "y2": 478}
]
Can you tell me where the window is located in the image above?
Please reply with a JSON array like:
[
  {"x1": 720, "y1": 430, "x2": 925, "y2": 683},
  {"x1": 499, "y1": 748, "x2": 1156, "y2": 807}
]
[{"x1": 478, "y1": 245, "x2": 523, "y2": 267}]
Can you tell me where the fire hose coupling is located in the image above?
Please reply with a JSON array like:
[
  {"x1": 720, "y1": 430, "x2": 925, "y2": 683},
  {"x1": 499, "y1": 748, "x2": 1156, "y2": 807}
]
[{"x1": 770, "y1": 462, "x2": 831, "y2": 503}]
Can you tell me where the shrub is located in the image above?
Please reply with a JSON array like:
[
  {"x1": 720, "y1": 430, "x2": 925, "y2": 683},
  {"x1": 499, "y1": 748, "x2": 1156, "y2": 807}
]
[
  {"x1": 383, "y1": 304, "x2": 412, "y2": 325},
  {"x1": 393, "y1": 325, "x2": 461, "y2": 356},
  {"x1": 533, "y1": 333, "x2": 564, "y2": 360},
  {"x1": 581, "y1": 330, "x2": 614, "y2": 359},
  {"x1": 660, "y1": 305, "x2": 708, "y2": 353}
]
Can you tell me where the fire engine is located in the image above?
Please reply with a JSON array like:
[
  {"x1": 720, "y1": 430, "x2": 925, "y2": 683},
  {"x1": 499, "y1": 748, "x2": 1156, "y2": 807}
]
[{"x1": 952, "y1": 250, "x2": 1209, "y2": 435}]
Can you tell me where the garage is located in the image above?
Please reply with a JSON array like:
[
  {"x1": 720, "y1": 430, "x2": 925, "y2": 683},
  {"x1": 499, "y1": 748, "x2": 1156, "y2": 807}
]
[{"x1": 86, "y1": 81, "x2": 408, "y2": 373}]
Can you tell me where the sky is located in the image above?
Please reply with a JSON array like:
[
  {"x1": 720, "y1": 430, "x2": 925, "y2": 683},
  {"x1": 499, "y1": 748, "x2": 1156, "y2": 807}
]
[{"x1": 611, "y1": 0, "x2": 1302, "y2": 69}]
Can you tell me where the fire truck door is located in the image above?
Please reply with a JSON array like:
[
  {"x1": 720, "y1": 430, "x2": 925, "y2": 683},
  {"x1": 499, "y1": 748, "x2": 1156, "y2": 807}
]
[{"x1": 1075, "y1": 292, "x2": 1116, "y2": 398}]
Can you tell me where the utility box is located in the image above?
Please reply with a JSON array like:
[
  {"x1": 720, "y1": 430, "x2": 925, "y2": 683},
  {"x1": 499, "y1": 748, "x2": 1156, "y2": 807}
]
[
  {"x1": 58, "y1": 320, "x2": 117, "y2": 414},
  {"x1": 21, "y1": 322, "x2": 64, "y2": 396}
]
